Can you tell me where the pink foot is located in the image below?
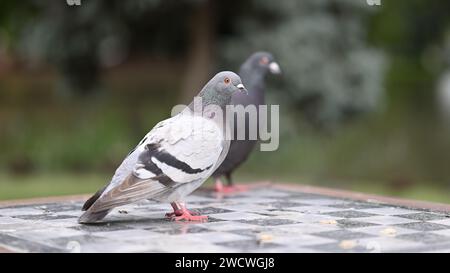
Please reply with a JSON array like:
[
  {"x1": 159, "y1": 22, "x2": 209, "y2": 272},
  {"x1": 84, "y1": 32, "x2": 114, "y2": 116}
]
[
  {"x1": 173, "y1": 214, "x2": 208, "y2": 222},
  {"x1": 165, "y1": 209, "x2": 199, "y2": 218},
  {"x1": 166, "y1": 202, "x2": 206, "y2": 222},
  {"x1": 215, "y1": 181, "x2": 249, "y2": 193},
  {"x1": 172, "y1": 208, "x2": 208, "y2": 222}
]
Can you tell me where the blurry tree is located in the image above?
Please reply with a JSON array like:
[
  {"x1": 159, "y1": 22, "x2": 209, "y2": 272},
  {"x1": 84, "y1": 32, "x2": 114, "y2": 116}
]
[
  {"x1": 436, "y1": 33, "x2": 450, "y2": 122},
  {"x1": 221, "y1": 0, "x2": 387, "y2": 129},
  {"x1": 3, "y1": 0, "x2": 450, "y2": 184},
  {"x1": 0, "y1": 1, "x2": 35, "y2": 69},
  {"x1": 3, "y1": 0, "x2": 388, "y2": 127},
  {"x1": 371, "y1": 0, "x2": 450, "y2": 110},
  {"x1": 9, "y1": 0, "x2": 215, "y2": 97},
  {"x1": 179, "y1": 0, "x2": 215, "y2": 103}
]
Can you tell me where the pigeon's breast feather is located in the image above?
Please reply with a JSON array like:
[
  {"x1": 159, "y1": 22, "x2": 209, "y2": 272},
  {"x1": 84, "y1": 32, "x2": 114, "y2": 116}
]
[{"x1": 162, "y1": 114, "x2": 224, "y2": 170}]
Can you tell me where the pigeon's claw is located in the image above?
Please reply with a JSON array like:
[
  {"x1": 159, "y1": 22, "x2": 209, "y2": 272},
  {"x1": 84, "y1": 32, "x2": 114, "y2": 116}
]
[
  {"x1": 172, "y1": 211, "x2": 208, "y2": 222},
  {"x1": 165, "y1": 211, "x2": 177, "y2": 218},
  {"x1": 165, "y1": 209, "x2": 199, "y2": 218},
  {"x1": 166, "y1": 202, "x2": 205, "y2": 221}
]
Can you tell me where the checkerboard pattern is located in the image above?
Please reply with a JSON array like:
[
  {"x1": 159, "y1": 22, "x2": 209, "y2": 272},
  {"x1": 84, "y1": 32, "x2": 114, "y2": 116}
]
[{"x1": 1, "y1": 187, "x2": 450, "y2": 253}]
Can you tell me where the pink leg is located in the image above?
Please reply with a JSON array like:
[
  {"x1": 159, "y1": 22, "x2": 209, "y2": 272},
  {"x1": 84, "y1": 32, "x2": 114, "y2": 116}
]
[
  {"x1": 165, "y1": 202, "x2": 199, "y2": 217},
  {"x1": 214, "y1": 178, "x2": 249, "y2": 193},
  {"x1": 166, "y1": 202, "x2": 207, "y2": 222}
]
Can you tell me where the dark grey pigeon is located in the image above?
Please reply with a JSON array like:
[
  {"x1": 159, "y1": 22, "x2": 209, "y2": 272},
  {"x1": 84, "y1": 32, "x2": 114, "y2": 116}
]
[{"x1": 212, "y1": 52, "x2": 281, "y2": 192}]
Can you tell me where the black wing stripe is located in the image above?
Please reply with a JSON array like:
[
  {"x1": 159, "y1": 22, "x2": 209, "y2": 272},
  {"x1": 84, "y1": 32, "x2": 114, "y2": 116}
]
[
  {"x1": 154, "y1": 150, "x2": 213, "y2": 174},
  {"x1": 135, "y1": 144, "x2": 176, "y2": 187},
  {"x1": 144, "y1": 143, "x2": 212, "y2": 175}
]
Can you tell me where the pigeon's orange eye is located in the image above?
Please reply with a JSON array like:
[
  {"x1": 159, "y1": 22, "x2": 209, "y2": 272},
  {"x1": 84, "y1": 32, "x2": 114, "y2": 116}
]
[
  {"x1": 224, "y1": 78, "x2": 230, "y2": 84},
  {"x1": 260, "y1": 56, "x2": 269, "y2": 65}
]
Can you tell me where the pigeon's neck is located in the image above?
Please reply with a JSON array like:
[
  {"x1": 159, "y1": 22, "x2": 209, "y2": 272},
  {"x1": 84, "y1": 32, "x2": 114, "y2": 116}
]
[
  {"x1": 239, "y1": 64, "x2": 266, "y2": 102},
  {"x1": 184, "y1": 91, "x2": 231, "y2": 131},
  {"x1": 188, "y1": 89, "x2": 231, "y2": 111},
  {"x1": 204, "y1": 90, "x2": 231, "y2": 108},
  {"x1": 240, "y1": 62, "x2": 264, "y2": 80}
]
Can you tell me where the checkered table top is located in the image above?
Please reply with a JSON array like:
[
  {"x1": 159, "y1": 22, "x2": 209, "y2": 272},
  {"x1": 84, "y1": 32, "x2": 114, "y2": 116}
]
[{"x1": 1, "y1": 185, "x2": 450, "y2": 253}]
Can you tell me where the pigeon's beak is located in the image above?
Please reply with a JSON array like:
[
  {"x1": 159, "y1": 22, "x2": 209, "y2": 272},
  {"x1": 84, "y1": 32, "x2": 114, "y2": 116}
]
[
  {"x1": 269, "y1": 62, "x2": 281, "y2": 74},
  {"x1": 236, "y1": 83, "x2": 248, "y2": 94}
]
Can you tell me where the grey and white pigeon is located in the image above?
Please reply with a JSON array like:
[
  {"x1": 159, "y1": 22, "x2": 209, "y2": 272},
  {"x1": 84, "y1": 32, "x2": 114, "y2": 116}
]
[
  {"x1": 79, "y1": 71, "x2": 247, "y2": 223},
  {"x1": 212, "y1": 52, "x2": 281, "y2": 193}
]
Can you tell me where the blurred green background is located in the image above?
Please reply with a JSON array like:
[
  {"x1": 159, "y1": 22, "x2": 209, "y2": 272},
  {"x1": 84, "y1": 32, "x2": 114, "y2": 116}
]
[{"x1": 1, "y1": 0, "x2": 450, "y2": 203}]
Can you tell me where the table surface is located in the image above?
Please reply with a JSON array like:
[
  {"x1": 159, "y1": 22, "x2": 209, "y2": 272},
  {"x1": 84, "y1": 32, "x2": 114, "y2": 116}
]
[{"x1": 1, "y1": 184, "x2": 450, "y2": 253}]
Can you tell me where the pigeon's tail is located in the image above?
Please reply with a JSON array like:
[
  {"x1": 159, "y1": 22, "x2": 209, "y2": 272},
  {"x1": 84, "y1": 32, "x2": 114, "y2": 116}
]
[
  {"x1": 82, "y1": 186, "x2": 107, "y2": 211},
  {"x1": 78, "y1": 209, "x2": 110, "y2": 224},
  {"x1": 79, "y1": 186, "x2": 110, "y2": 224}
]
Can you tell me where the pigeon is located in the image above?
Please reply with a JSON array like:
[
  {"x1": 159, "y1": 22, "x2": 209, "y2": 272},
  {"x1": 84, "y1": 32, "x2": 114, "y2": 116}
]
[
  {"x1": 212, "y1": 52, "x2": 281, "y2": 193},
  {"x1": 79, "y1": 71, "x2": 247, "y2": 223}
]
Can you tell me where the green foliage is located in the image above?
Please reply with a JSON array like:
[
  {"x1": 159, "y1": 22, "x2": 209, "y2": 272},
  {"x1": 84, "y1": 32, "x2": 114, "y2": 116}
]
[
  {"x1": 2, "y1": 0, "x2": 450, "y2": 200},
  {"x1": 0, "y1": 173, "x2": 108, "y2": 200},
  {"x1": 0, "y1": 70, "x2": 177, "y2": 174},
  {"x1": 221, "y1": 0, "x2": 386, "y2": 128},
  {"x1": 14, "y1": 0, "x2": 199, "y2": 94}
]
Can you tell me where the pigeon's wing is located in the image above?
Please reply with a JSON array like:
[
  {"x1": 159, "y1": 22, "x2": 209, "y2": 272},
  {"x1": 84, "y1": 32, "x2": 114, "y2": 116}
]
[
  {"x1": 80, "y1": 118, "x2": 171, "y2": 212},
  {"x1": 85, "y1": 114, "x2": 224, "y2": 213}
]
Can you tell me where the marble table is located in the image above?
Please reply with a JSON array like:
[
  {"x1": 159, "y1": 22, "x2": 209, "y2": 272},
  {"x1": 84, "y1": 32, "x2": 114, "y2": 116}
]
[{"x1": 1, "y1": 184, "x2": 450, "y2": 253}]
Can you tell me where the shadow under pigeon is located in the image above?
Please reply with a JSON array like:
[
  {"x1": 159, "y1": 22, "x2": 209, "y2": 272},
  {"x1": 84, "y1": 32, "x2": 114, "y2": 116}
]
[{"x1": 75, "y1": 214, "x2": 225, "y2": 234}]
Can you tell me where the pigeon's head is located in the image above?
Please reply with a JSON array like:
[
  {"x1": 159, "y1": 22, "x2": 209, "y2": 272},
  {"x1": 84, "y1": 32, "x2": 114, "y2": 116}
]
[
  {"x1": 212, "y1": 71, "x2": 247, "y2": 94},
  {"x1": 244, "y1": 51, "x2": 281, "y2": 75},
  {"x1": 200, "y1": 71, "x2": 247, "y2": 106}
]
